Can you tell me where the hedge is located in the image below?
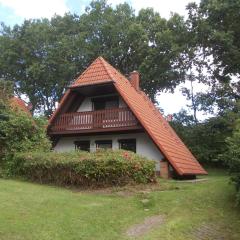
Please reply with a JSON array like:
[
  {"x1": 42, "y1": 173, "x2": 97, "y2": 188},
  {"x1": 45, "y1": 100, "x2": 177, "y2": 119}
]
[{"x1": 8, "y1": 150, "x2": 156, "y2": 187}]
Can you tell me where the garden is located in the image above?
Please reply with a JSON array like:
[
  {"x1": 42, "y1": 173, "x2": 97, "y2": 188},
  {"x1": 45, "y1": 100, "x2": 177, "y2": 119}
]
[
  {"x1": 1, "y1": 0, "x2": 240, "y2": 238},
  {"x1": 0, "y1": 80, "x2": 240, "y2": 240}
]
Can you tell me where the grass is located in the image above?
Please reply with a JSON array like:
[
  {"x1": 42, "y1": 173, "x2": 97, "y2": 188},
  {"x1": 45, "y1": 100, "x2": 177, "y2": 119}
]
[{"x1": 0, "y1": 169, "x2": 240, "y2": 240}]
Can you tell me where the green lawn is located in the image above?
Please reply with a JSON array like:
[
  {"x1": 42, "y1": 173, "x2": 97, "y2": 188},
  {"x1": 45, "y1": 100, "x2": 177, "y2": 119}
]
[{"x1": 0, "y1": 170, "x2": 240, "y2": 240}]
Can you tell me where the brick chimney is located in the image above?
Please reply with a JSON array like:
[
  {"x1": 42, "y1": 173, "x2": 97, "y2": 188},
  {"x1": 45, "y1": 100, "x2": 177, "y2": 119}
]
[{"x1": 129, "y1": 71, "x2": 140, "y2": 91}]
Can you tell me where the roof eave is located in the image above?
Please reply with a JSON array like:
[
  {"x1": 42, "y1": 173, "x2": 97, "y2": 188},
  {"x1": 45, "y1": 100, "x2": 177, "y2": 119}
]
[{"x1": 70, "y1": 80, "x2": 114, "y2": 89}]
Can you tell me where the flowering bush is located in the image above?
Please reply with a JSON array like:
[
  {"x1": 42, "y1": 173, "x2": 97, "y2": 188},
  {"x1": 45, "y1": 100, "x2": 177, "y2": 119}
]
[{"x1": 9, "y1": 150, "x2": 156, "y2": 187}]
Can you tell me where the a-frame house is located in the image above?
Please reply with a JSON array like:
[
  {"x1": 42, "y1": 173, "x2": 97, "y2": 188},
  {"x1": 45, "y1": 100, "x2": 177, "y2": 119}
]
[{"x1": 48, "y1": 57, "x2": 207, "y2": 178}]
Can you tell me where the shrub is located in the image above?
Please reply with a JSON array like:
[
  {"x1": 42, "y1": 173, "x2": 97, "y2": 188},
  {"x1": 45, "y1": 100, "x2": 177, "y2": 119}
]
[
  {"x1": 8, "y1": 150, "x2": 156, "y2": 187},
  {"x1": 0, "y1": 81, "x2": 51, "y2": 175},
  {"x1": 171, "y1": 109, "x2": 239, "y2": 166},
  {"x1": 223, "y1": 119, "x2": 240, "y2": 204},
  {"x1": 0, "y1": 101, "x2": 51, "y2": 163}
]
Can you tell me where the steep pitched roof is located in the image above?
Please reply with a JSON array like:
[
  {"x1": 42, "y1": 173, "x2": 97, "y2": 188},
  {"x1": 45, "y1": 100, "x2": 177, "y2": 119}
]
[
  {"x1": 48, "y1": 58, "x2": 114, "y2": 123},
  {"x1": 72, "y1": 57, "x2": 114, "y2": 87},
  {"x1": 49, "y1": 57, "x2": 207, "y2": 176},
  {"x1": 10, "y1": 97, "x2": 31, "y2": 115}
]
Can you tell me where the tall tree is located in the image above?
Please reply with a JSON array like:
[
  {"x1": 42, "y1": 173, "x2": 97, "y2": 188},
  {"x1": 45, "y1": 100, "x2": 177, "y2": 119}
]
[
  {"x1": 0, "y1": 15, "x2": 86, "y2": 116},
  {"x1": 185, "y1": 0, "x2": 240, "y2": 114},
  {"x1": 137, "y1": 10, "x2": 187, "y2": 99},
  {"x1": 0, "y1": 0, "x2": 189, "y2": 116}
]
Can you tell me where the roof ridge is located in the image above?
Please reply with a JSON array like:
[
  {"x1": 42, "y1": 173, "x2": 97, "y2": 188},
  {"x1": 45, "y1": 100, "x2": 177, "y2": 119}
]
[
  {"x1": 100, "y1": 58, "x2": 131, "y2": 84},
  {"x1": 100, "y1": 57, "x2": 116, "y2": 80},
  {"x1": 71, "y1": 58, "x2": 98, "y2": 86},
  {"x1": 72, "y1": 57, "x2": 114, "y2": 87}
]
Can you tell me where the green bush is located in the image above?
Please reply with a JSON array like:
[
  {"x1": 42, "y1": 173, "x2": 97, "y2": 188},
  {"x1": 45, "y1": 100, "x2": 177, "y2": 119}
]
[
  {"x1": 8, "y1": 150, "x2": 156, "y2": 187},
  {"x1": 171, "y1": 109, "x2": 239, "y2": 166},
  {"x1": 223, "y1": 119, "x2": 240, "y2": 204},
  {"x1": 0, "y1": 101, "x2": 51, "y2": 163}
]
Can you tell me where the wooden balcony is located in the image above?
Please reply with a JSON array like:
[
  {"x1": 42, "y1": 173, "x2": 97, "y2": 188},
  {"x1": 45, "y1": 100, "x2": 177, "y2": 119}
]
[{"x1": 49, "y1": 108, "x2": 141, "y2": 135}]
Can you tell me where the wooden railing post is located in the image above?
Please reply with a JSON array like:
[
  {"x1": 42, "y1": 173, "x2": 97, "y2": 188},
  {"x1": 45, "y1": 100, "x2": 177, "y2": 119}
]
[{"x1": 51, "y1": 107, "x2": 138, "y2": 133}]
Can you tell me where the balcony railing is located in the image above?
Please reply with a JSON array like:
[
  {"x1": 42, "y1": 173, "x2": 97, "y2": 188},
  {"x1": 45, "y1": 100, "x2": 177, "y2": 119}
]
[{"x1": 50, "y1": 107, "x2": 139, "y2": 133}]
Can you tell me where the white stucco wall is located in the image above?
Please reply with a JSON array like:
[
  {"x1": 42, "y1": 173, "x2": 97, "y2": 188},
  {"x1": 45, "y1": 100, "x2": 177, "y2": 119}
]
[
  {"x1": 77, "y1": 97, "x2": 92, "y2": 112},
  {"x1": 54, "y1": 132, "x2": 163, "y2": 171}
]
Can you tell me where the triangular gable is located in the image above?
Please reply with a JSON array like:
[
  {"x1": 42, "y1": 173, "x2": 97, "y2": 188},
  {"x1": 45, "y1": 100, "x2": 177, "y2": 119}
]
[
  {"x1": 49, "y1": 57, "x2": 114, "y2": 124},
  {"x1": 49, "y1": 57, "x2": 207, "y2": 176},
  {"x1": 72, "y1": 57, "x2": 114, "y2": 87}
]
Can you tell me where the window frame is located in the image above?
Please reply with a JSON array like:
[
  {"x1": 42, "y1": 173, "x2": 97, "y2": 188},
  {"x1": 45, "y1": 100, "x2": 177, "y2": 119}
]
[
  {"x1": 118, "y1": 139, "x2": 136, "y2": 153},
  {"x1": 95, "y1": 140, "x2": 112, "y2": 150},
  {"x1": 92, "y1": 96, "x2": 119, "y2": 110},
  {"x1": 74, "y1": 140, "x2": 90, "y2": 152}
]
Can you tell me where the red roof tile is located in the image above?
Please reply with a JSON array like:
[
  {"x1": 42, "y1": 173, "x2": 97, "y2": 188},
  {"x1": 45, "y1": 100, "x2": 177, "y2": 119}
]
[
  {"x1": 72, "y1": 57, "x2": 114, "y2": 87},
  {"x1": 10, "y1": 97, "x2": 31, "y2": 115},
  {"x1": 49, "y1": 57, "x2": 207, "y2": 176}
]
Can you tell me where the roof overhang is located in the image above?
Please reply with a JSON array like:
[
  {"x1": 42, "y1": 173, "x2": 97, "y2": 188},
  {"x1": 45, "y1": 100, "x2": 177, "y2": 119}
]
[{"x1": 69, "y1": 81, "x2": 116, "y2": 97}]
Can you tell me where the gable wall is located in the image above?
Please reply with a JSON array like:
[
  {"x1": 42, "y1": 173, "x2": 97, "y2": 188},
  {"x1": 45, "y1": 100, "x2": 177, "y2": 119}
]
[
  {"x1": 54, "y1": 132, "x2": 163, "y2": 171},
  {"x1": 77, "y1": 95, "x2": 127, "y2": 112},
  {"x1": 77, "y1": 97, "x2": 92, "y2": 112}
]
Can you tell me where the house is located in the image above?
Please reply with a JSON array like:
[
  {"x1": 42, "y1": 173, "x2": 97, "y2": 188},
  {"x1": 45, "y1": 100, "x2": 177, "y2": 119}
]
[
  {"x1": 10, "y1": 97, "x2": 31, "y2": 115},
  {"x1": 47, "y1": 57, "x2": 207, "y2": 178}
]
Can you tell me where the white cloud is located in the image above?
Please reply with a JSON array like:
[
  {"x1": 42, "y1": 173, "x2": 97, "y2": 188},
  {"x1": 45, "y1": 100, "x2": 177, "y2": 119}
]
[
  {"x1": 157, "y1": 81, "x2": 210, "y2": 119},
  {"x1": 0, "y1": 0, "x2": 69, "y2": 19},
  {"x1": 108, "y1": 0, "x2": 127, "y2": 6},
  {"x1": 131, "y1": 0, "x2": 200, "y2": 18}
]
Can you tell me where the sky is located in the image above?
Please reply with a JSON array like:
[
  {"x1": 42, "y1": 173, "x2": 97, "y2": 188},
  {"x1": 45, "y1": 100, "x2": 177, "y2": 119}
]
[{"x1": 0, "y1": 0, "x2": 205, "y2": 118}]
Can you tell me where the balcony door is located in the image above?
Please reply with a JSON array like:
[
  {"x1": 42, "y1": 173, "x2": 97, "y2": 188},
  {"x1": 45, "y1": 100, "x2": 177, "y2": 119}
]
[{"x1": 92, "y1": 96, "x2": 119, "y2": 128}]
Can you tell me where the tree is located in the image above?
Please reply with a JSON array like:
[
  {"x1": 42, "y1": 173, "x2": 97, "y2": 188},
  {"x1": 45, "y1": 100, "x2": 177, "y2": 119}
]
[
  {"x1": 224, "y1": 119, "x2": 240, "y2": 204},
  {"x1": 171, "y1": 107, "x2": 240, "y2": 166},
  {"x1": 0, "y1": 15, "x2": 85, "y2": 116},
  {"x1": 0, "y1": 96, "x2": 51, "y2": 163},
  {"x1": 0, "y1": 79, "x2": 13, "y2": 101},
  {"x1": 0, "y1": 79, "x2": 50, "y2": 163},
  {"x1": 0, "y1": 0, "x2": 190, "y2": 115},
  {"x1": 138, "y1": 11, "x2": 187, "y2": 99},
  {"x1": 185, "y1": 0, "x2": 240, "y2": 114}
]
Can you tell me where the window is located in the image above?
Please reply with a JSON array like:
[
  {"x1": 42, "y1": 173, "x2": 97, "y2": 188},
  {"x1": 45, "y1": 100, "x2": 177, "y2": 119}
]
[
  {"x1": 105, "y1": 100, "x2": 118, "y2": 109},
  {"x1": 74, "y1": 141, "x2": 90, "y2": 152},
  {"x1": 92, "y1": 96, "x2": 119, "y2": 110},
  {"x1": 118, "y1": 139, "x2": 136, "y2": 153},
  {"x1": 95, "y1": 140, "x2": 112, "y2": 149}
]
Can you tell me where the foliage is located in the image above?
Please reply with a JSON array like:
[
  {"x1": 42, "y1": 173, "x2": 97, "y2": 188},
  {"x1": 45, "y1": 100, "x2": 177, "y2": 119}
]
[
  {"x1": 0, "y1": 170, "x2": 239, "y2": 239},
  {"x1": 0, "y1": 0, "x2": 189, "y2": 115},
  {"x1": 0, "y1": 99, "x2": 51, "y2": 162},
  {"x1": 223, "y1": 120, "x2": 240, "y2": 204},
  {"x1": 198, "y1": 0, "x2": 240, "y2": 77},
  {"x1": 171, "y1": 109, "x2": 239, "y2": 166},
  {"x1": 0, "y1": 15, "x2": 83, "y2": 116},
  {"x1": 184, "y1": 0, "x2": 240, "y2": 114},
  {"x1": 0, "y1": 80, "x2": 13, "y2": 101},
  {"x1": 7, "y1": 150, "x2": 156, "y2": 186},
  {"x1": 1, "y1": 0, "x2": 240, "y2": 180}
]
